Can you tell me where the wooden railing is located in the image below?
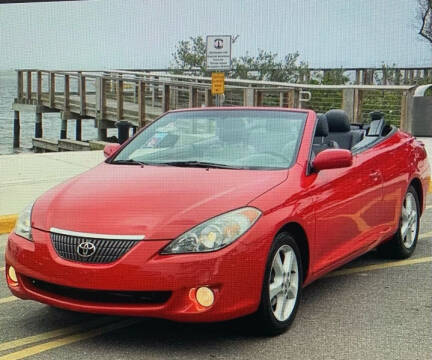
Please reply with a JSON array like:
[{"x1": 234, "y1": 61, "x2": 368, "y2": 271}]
[{"x1": 12, "y1": 69, "x2": 418, "y2": 149}]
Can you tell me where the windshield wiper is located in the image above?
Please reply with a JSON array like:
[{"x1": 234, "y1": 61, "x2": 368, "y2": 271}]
[
  {"x1": 158, "y1": 161, "x2": 240, "y2": 169},
  {"x1": 111, "y1": 159, "x2": 148, "y2": 167}
]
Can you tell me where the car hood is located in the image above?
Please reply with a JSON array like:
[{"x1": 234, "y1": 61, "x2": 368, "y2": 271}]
[{"x1": 32, "y1": 163, "x2": 288, "y2": 239}]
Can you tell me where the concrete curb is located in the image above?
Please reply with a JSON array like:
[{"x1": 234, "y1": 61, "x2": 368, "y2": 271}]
[{"x1": 0, "y1": 214, "x2": 18, "y2": 235}]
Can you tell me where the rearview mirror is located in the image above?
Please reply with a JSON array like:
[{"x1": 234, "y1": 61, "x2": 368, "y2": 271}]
[
  {"x1": 312, "y1": 149, "x2": 353, "y2": 171},
  {"x1": 103, "y1": 143, "x2": 121, "y2": 158}
]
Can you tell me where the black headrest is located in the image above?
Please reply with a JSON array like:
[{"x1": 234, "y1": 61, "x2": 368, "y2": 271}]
[
  {"x1": 325, "y1": 110, "x2": 350, "y2": 132},
  {"x1": 370, "y1": 111, "x2": 384, "y2": 121},
  {"x1": 315, "y1": 114, "x2": 329, "y2": 137}
]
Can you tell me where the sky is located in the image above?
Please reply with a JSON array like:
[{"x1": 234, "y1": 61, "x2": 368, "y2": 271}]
[{"x1": 0, "y1": 0, "x2": 430, "y2": 70}]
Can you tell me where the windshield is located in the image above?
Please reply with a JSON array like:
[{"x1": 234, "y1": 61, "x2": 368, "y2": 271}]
[{"x1": 112, "y1": 110, "x2": 307, "y2": 169}]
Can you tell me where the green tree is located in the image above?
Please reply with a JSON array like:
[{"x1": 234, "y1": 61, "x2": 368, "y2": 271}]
[
  {"x1": 231, "y1": 50, "x2": 282, "y2": 81},
  {"x1": 230, "y1": 50, "x2": 310, "y2": 82},
  {"x1": 374, "y1": 63, "x2": 400, "y2": 85},
  {"x1": 168, "y1": 37, "x2": 357, "y2": 85},
  {"x1": 170, "y1": 36, "x2": 207, "y2": 74},
  {"x1": 316, "y1": 69, "x2": 349, "y2": 85}
]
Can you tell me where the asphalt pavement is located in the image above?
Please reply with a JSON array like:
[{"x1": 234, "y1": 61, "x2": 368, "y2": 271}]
[{"x1": 0, "y1": 194, "x2": 431, "y2": 360}]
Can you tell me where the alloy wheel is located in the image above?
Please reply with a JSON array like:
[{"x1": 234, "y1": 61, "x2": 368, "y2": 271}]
[
  {"x1": 269, "y1": 244, "x2": 299, "y2": 322},
  {"x1": 401, "y1": 192, "x2": 418, "y2": 249}
]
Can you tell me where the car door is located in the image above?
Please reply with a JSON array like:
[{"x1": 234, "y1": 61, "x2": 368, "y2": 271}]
[
  {"x1": 309, "y1": 150, "x2": 384, "y2": 277},
  {"x1": 373, "y1": 133, "x2": 413, "y2": 234}
]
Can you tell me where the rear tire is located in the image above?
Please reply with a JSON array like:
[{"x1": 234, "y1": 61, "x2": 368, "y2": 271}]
[
  {"x1": 254, "y1": 232, "x2": 303, "y2": 336},
  {"x1": 377, "y1": 185, "x2": 420, "y2": 259}
]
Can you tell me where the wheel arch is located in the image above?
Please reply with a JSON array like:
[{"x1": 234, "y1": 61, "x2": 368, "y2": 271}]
[
  {"x1": 276, "y1": 222, "x2": 310, "y2": 283},
  {"x1": 409, "y1": 177, "x2": 423, "y2": 215}
]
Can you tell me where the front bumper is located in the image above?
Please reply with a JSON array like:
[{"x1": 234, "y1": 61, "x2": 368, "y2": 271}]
[{"x1": 5, "y1": 225, "x2": 272, "y2": 322}]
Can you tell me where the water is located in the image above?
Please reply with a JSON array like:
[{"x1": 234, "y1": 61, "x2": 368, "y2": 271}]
[{"x1": 0, "y1": 71, "x2": 117, "y2": 155}]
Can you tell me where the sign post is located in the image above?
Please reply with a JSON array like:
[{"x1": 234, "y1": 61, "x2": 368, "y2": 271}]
[{"x1": 206, "y1": 35, "x2": 232, "y2": 106}]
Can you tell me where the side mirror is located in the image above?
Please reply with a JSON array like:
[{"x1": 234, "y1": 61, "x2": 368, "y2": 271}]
[
  {"x1": 103, "y1": 143, "x2": 121, "y2": 158},
  {"x1": 312, "y1": 149, "x2": 353, "y2": 171}
]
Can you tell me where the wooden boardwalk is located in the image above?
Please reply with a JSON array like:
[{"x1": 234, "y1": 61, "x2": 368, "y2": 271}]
[{"x1": 11, "y1": 69, "x2": 416, "y2": 151}]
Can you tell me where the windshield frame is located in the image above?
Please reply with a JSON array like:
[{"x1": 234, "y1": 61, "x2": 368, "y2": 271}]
[{"x1": 109, "y1": 108, "x2": 309, "y2": 170}]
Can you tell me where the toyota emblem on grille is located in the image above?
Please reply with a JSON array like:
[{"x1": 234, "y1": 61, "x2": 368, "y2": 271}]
[{"x1": 77, "y1": 241, "x2": 96, "y2": 257}]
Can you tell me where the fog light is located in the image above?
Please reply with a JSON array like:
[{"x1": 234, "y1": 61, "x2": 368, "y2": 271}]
[
  {"x1": 8, "y1": 266, "x2": 18, "y2": 283},
  {"x1": 195, "y1": 286, "x2": 214, "y2": 307}
]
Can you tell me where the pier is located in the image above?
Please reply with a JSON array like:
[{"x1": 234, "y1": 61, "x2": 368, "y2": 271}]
[{"x1": 12, "y1": 69, "x2": 421, "y2": 151}]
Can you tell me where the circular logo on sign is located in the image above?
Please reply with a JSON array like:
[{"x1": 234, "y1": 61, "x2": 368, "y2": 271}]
[
  {"x1": 77, "y1": 241, "x2": 96, "y2": 257},
  {"x1": 214, "y1": 38, "x2": 223, "y2": 49}
]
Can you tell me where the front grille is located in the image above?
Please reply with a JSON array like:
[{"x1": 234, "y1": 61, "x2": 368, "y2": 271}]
[
  {"x1": 28, "y1": 278, "x2": 171, "y2": 304},
  {"x1": 50, "y1": 232, "x2": 139, "y2": 264}
]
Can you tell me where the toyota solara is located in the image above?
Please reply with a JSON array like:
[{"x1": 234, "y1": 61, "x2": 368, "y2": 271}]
[{"x1": 5, "y1": 107, "x2": 430, "y2": 335}]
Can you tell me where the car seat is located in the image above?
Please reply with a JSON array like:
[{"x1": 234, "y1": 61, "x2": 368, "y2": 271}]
[
  {"x1": 312, "y1": 114, "x2": 338, "y2": 154},
  {"x1": 325, "y1": 110, "x2": 363, "y2": 149}
]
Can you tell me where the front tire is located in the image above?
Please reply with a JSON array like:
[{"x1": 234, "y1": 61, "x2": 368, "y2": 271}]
[
  {"x1": 254, "y1": 232, "x2": 303, "y2": 336},
  {"x1": 378, "y1": 185, "x2": 420, "y2": 259}
]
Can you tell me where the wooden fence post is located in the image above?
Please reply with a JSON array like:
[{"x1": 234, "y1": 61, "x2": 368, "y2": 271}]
[
  {"x1": 382, "y1": 68, "x2": 388, "y2": 85},
  {"x1": 49, "y1": 72, "x2": 55, "y2": 107},
  {"x1": 60, "y1": 117, "x2": 67, "y2": 139},
  {"x1": 353, "y1": 89, "x2": 363, "y2": 123},
  {"x1": 36, "y1": 71, "x2": 42, "y2": 103},
  {"x1": 369, "y1": 70, "x2": 375, "y2": 85},
  {"x1": 79, "y1": 73, "x2": 86, "y2": 115},
  {"x1": 400, "y1": 90, "x2": 408, "y2": 131},
  {"x1": 13, "y1": 111, "x2": 20, "y2": 148},
  {"x1": 342, "y1": 88, "x2": 355, "y2": 122},
  {"x1": 403, "y1": 70, "x2": 409, "y2": 84},
  {"x1": 35, "y1": 112, "x2": 42, "y2": 138},
  {"x1": 100, "y1": 77, "x2": 106, "y2": 119},
  {"x1": 138, "y1": 80, "x2": 146, "y2": 128},
  {"x1": 189, "y1": 86, "x2": 198, "y2": 108},
  {"x1": 63, "y1": 74, "x2": 70, "y2": 111},
  {"x1": 205, "y1": 89, "x2": 213, "y2": 106},
  {"x1": 134, "y1": 74, "x2": 139, "y2": 103},
  {"x1": 400, "y1": 90, "x2": 414, "y2": 132},
  {"x1": 286, "y1": 89, "x2": 299, "y2": 108},
  {"x1": 116, "y1": 78, "x2": 124, "y2": 120},
  {"x1": 152, "y1": 76, "x2": 158, "y2": 106},
  {"x1": 162, "y1": 84, "x2": 170, "y2": 112},
  {"x1": 256, "y1": 90, "x2": 263, "y2": 106},
  {"x1": 76, "y1": 118, "x2": 82, "y2": 141},
  {"x1": 17, "y1": 71, "x2": 23, "y2": 99},
  {"x1": 279, "y1": 92, "x2": 286, "y2": 107},
  {"x1": 26, "y1": 71, "x2": 32, "y2": 102},
  {"x1": 409, "y1": 70, "x2": 415, "y2": 84},
  {"x1": 243, "y1": 88, "x2": 254, "y2": 106},
  {"x1": 97, "y1": 77, "x2": 108, "y2": 141},
  {"x1": 395, "y1": 69, "x2": 401, "y2": 85}
]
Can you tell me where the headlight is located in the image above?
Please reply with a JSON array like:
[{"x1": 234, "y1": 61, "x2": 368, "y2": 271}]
[
  {"x1": 14, "y1": 202, "x2": 34, "y2": 241},
  {"x1": 161, "y1": 207, "x2": 261, "y2": 254}
]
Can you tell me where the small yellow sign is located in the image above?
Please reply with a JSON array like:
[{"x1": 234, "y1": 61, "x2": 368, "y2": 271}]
[{"x1": 211, "y1": 72, "x2": 225, "y2": 95}]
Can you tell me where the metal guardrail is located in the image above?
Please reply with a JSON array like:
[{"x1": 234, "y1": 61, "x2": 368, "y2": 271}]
[{"x1": 123, "y1": 67, "x2": 432, "y2": 86}]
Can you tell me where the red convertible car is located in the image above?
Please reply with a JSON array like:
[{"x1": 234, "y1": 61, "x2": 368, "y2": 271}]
[{"x1": 5, "y1": 108, "x2": 430, "y2": 335}]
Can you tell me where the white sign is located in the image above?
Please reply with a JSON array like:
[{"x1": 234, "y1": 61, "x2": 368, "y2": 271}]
[{"x1": 206, "y1": 35, "x2": 232, "y2": 71}]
